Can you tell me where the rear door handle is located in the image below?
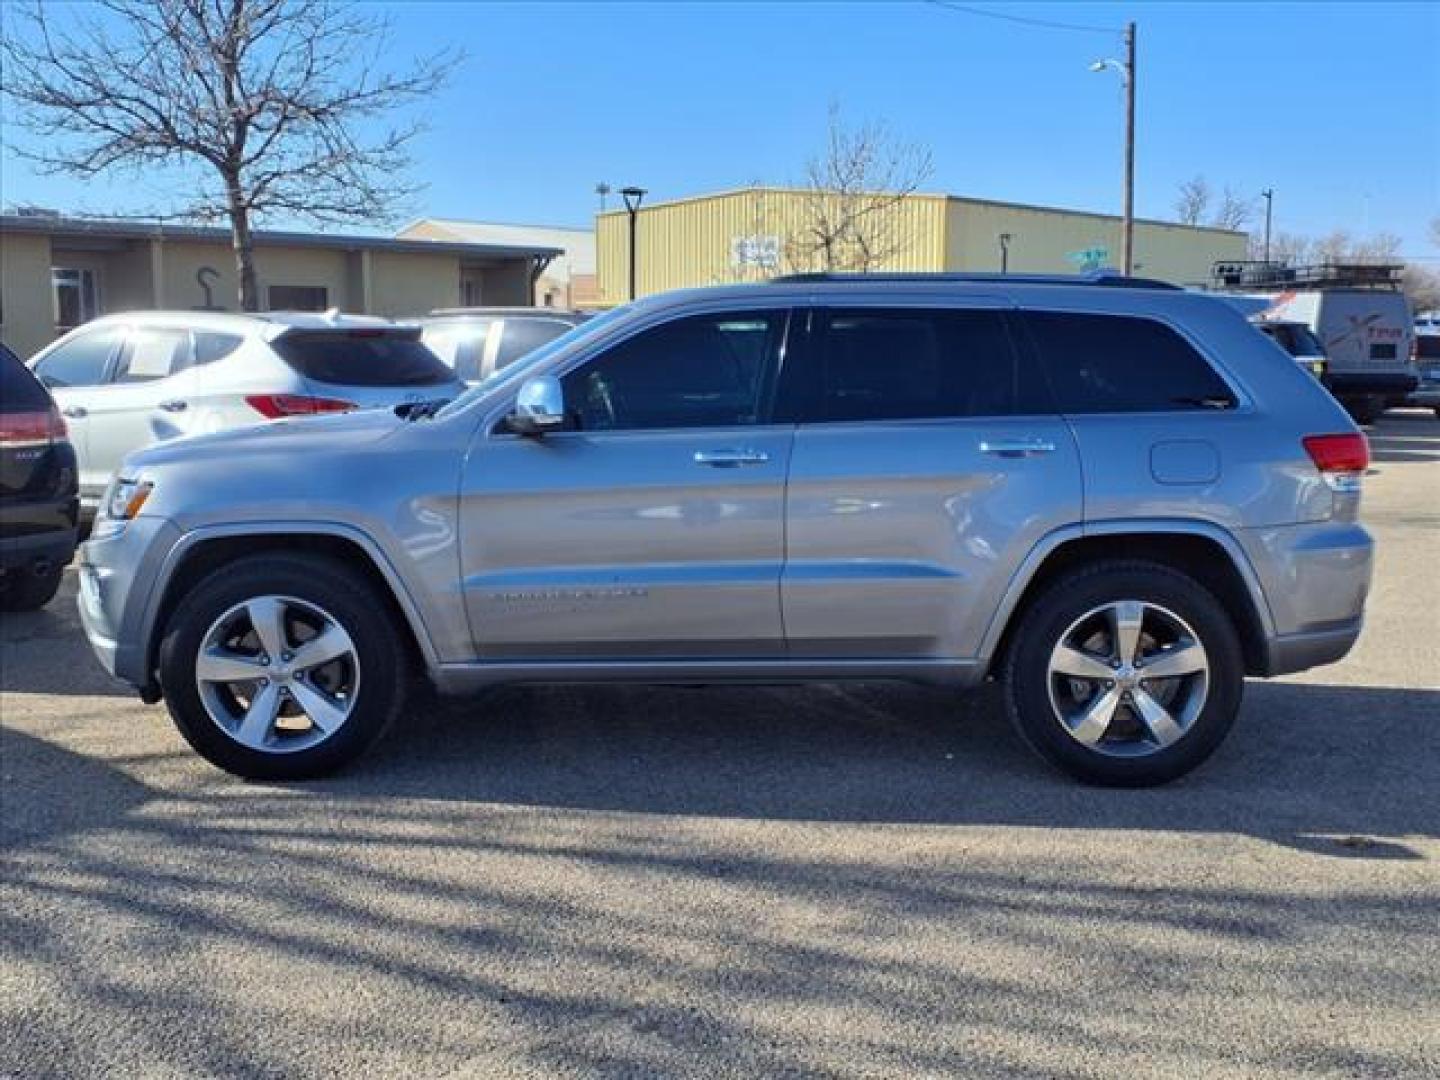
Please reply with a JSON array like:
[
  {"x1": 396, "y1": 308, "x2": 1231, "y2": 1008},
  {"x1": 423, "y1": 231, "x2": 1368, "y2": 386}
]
[
  {"x1": 694, "y1": 448, "x2": 770, "y2": 467},
  {"x1": 159, "y1": 399, "x2": 188, "y2": 413},
  {"x1": 979, "y1": 437, "x2": 1057, "y2": 458},
  {"x1": 61, "y1": 406, "x2": 88, "y2": 419}
]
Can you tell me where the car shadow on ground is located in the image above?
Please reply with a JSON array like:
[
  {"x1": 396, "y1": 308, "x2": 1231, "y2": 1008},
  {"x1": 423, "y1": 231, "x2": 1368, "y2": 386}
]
[{"x1": 303, "y1": 677, "x2": 1438, "y2": 856}]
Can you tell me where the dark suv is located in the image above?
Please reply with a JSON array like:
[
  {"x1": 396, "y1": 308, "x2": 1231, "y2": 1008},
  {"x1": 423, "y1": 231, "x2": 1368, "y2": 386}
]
[{"x1": 1, "y1": 342, "x2": 78, "y2": 610}]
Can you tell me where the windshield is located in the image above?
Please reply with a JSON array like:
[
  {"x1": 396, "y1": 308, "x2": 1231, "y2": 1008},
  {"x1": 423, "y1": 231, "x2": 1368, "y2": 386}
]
[{"x1": 437, "y1": 303, "x2": 633, "y2": 416}]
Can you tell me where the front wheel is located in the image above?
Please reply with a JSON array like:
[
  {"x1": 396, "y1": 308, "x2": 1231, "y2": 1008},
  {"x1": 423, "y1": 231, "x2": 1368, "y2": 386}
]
[
  {"x1": 1003, "y1": 560, "x2": 1244, "y2": 786},
  {"x1": 158, "y1": 554, "x2": 407, "y2": 780}
]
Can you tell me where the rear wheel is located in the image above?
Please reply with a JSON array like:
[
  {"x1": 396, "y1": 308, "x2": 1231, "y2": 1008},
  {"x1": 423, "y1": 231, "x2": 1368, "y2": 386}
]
[
  {"x1": 158, "y1": 554, "x2": 407, "y2": 780},
  {"x1": 1003, "y1": 560, "x2": 1244, "y2": 786},
  {"x1": 1343, "y1": 396, "x2": 1385, "y2": 425},
  {"x1": 0, "y1": 563, "x2": 65, "y2": 612}
]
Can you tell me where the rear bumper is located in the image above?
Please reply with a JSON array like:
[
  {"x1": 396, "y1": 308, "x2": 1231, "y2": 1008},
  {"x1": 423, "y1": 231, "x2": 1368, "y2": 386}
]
[
  {"x1": 1235, "y1": 521, "x2": 1373, "y2": 676},
  {"x1": 0, "y1": 526, "x2": 77, "y2": 574},
  {"x1": 1264, "y1": 620, "x2": 1364, "y2": 677}
]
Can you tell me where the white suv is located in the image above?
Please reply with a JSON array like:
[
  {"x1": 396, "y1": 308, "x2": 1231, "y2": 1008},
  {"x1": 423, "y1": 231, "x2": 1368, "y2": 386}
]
[{"x1": 28, "y1": 311, "x2": 464, "y2": 509}]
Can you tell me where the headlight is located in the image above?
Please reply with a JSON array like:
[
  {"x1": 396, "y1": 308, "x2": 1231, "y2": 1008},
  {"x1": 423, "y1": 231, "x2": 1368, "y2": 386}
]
[{"x1": 103, "y1": 478, "x2": 154, "y2": 521}]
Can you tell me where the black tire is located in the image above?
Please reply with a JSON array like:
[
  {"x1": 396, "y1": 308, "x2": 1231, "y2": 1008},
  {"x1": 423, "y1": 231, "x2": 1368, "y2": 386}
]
[
  {"x1": 158, "y1": 553, "x2": 407, "y2": 780},
  {"x1": 1, "y1": 564, "x2": 65, "y2": 612},
  {"x1": 1003, "y1": 560, "x2": 1244, "y2": 787},
  {"x1": 1343, "y1": 396, "x2": 1384, "y2": 426}
]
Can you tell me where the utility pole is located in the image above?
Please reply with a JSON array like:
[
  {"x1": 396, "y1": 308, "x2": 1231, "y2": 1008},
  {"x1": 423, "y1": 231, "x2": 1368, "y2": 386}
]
[
  {"x1": 1261, "y1": 188, "x2": 1274, "y2": 263},
  {"x1": 1122, "y1": 21, "x2": 1136, "y2": 277},
  {"x1": 1091, "y1": 24, "x2": 1137, "y2": 274}
]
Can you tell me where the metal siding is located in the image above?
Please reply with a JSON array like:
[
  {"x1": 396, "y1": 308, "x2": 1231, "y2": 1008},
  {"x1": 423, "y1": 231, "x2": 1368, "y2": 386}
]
[
  {"x1": 944, "y1": 198, "x2": 1248, "y2": 284},
  {"x1": 596, "y1": 189, "x2": 948, "y2": 303}
]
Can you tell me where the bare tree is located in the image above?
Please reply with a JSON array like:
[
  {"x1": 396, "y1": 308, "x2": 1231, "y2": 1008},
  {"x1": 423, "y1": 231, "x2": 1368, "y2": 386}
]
[
  {"x1": 786, "y1": 106, "x2": 934, "y2": 273},
  {"x1": 1174, "y1": 175, "x2": 1211, "y2": 226},
  {"x1": 1212, "y1": 186, "x2": 1254, "y2": 231},
  {"x1": 2, "y1": 0, "x2": 456, "y2": 310}
]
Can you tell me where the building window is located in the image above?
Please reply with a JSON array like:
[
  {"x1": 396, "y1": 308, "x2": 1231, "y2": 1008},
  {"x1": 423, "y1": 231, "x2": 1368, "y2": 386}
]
[
  {"x1": 268, "y1": 285, "x2": 329, "y2": 311},
  {"x1": 53, "y1": 268, "x2": 102, "y2": 331}
]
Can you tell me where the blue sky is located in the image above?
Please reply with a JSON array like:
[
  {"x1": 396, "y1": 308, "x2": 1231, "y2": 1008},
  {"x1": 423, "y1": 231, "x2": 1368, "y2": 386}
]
[{"x1": 2, "y1": 1, "x2": 1437, "y2": 255}]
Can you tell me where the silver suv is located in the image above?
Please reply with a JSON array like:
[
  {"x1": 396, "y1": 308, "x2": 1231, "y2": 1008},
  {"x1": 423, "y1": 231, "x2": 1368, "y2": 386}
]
[
  {"x1": 76, "y1": 274, "x2": 1374, "y2": 786},
  {"x1": 29, "y1": 311, "x2": 464, "y2": 510}
]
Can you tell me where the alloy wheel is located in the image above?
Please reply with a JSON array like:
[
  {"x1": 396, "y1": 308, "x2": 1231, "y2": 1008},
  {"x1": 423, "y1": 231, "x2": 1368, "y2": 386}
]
[
  {"x1": 1046, "y1": 599, "x2": 1209, "y2": 757},
  {"x1": 194, "y1": 594, "x2": 360, "y2": 753}
]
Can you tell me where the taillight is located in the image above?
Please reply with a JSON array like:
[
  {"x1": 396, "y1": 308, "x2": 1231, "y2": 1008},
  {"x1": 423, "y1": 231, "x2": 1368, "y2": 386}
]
[
  {"x1": 245, "y1": 394, "x2": 356, "y2": 419},
  {"x1": 1303, "y1": 433, "x2": 1370, "y2": 492},
  {"x1": 0, "y1": 405, "x2": 66, "y2": 447}
]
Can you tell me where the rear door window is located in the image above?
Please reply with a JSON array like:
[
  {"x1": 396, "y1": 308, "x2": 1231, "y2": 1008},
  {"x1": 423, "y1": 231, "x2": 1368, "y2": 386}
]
[
  {"x1": 495, "y1": 319, "x2": 575, "y2": 370},
  {"x1": 113, "y1": 328, "x2": 195, "y2": 383},
  {"x1": 1021, "y1": 311, "x2": 1236, "y2": 412},
  {"x1": 422, "y1": 320, "x2": 493, "y2": 381},
  {"x1": 271, "y1": 331, "x2": 455, "y2": 387},
  {"x1": 812, "y1": 307, "x2": 1045, "y2": 422},
  {"x1": 32, "y1": 329, "x2": 120, "y2": 388}
]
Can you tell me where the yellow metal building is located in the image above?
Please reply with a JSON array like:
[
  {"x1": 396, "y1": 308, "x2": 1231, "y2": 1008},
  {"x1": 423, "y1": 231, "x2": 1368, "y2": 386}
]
[{"x1": 595, "y1": 187, "x2": 1248, "y2": 304}]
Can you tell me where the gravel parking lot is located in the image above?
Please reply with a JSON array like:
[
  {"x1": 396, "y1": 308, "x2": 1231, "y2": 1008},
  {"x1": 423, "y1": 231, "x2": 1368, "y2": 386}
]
[{"x1": 3, "y1": 411, "x2": 1438, "y2": 1079}]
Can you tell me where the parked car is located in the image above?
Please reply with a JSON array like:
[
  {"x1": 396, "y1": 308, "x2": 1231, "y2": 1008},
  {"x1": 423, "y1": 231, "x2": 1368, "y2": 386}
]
[
  {"x1": 76, "y1": 272, "x2": 1373, "y2": 787},
  {"x1": 1409, "y1": 332, "x2": 1440, "y2": 417},
  {"x1": 1254, "y1": 319, "x2": 1328, "y2": 379},
  {"x1": 1, "y1": 341, "x2": 78, "y2": 611},
  {"x1": 420, "y1": 308, "x2": 589, "y2": 383},
  {"x1": 28, "y1": 311, "x2": 465, "y2": 511},
  {"x1": 1258, "y1": 287, "x2": 1417, "y2": 424}
]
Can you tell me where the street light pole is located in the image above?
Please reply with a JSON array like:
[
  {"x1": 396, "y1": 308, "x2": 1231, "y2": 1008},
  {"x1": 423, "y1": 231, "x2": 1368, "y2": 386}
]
[
  {"x1": 1122, "y1": 21, "x2": 1136, "y2": 277},
  {"x1": 620, "y1": 186, "x2": 647, "y2": 300},
  {"x1": 998, "y1": 233, "x2": 1011, "y2": 274},
  {"x1": 1092, "y1": 24, "x2": 1137, "y2": 275},
  {"x1": 1261, "y1": 188, "x2": 1274, "y2": 263}
]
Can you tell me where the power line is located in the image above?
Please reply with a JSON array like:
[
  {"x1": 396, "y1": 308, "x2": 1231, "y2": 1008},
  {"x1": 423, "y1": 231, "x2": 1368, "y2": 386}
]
[{"x1": 925, "y1": 0, "x2": 1119, "y2": 37}]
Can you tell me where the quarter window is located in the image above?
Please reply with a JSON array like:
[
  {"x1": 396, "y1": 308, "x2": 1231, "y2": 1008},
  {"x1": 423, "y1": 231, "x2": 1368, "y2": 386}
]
[
  {"x1": 562, "y1": 311, "x2": 785, "y2": 431},
  {"x1": 1022, "y1": 311, "x2": 1236, "y2": 413},
  {"x1": 32, "y1": 329, "x2": 120, "y2": 388},
  {"x1": 815, "y1": 308, "x2": 1043, "y2": 422}
]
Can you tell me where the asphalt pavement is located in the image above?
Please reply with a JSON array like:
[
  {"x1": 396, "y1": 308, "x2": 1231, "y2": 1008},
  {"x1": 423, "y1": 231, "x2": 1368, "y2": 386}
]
[{"x1": 3, "y1": 410, "x2": 1438, "y2": 1078}]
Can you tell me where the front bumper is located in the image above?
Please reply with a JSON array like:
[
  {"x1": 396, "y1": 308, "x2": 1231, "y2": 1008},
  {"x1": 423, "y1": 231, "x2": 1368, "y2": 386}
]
[
  {"x1": 1325, "y1": 372, "x2": 1419, "y2": 397},
  {"x1": 76, "y1": 516, "x2": 182, "y2": 688}
]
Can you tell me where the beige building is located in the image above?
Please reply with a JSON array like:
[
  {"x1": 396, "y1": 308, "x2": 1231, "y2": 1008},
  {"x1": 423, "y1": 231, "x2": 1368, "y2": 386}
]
[
  {"x1": 595, "y1": 187, "x2": 1249, "y2": 304},
  {"x1": 397, "y1": 218, "x2": 598, "y2": 309},
  {"x1": 0, "y1": 213, "x2": 560, "y2": 360}
]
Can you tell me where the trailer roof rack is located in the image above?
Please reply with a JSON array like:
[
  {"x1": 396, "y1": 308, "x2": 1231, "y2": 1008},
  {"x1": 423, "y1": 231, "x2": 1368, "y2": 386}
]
[
  {"x1": 1209, "y1": 261, "x2": 1404, "y2": 292},
  {"x1": 767, "y1": 270, "x2": 1182, "y2": 290}
]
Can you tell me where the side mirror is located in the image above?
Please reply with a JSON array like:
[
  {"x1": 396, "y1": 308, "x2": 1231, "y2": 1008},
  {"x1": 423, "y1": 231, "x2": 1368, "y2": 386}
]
[{"x1": 507, "y1": 375, "x2": 566, "y2": 435}]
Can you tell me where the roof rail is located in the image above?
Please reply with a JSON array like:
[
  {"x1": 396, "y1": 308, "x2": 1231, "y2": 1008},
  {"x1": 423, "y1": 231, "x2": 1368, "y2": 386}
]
[{"x1": 767, "y1": 270, "x2": 1181, "y2": 290}]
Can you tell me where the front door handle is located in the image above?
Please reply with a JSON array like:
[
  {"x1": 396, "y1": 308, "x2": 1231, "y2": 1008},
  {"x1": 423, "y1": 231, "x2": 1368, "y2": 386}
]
[
  {"x1": 694, "y1": 448, "x2": 770, "y2": 467},
  {"x1": 979, "y1": 437, "x2": 1057, "y2": 458},
  {"x1": 61, "y1": 406, "x2": 88, "y2": 419},
  {"x1": 159, "y1": 399, "x2": 188, "y2": 413}
]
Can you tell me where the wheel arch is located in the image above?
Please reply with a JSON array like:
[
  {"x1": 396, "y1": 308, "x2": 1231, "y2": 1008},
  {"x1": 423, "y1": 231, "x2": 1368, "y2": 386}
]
[
  {"x1": 982, "y1": 521, "x2": 1276, "y2": 679},
  {"x1": 141, "y1": 524, "x2": 438, "y2": 693}
]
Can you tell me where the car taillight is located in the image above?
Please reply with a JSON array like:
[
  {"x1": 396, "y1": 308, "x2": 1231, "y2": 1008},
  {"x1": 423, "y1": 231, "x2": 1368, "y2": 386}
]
[
  {"x1": 0, "y1": 405, "x2": 66, "y2": 447},
  {"x1": 244, "y1": 394, "x2": 356, "y2": 419},
  {"x1": 1303, "y1": 433, "x2": 1369, "y2": 492}
]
